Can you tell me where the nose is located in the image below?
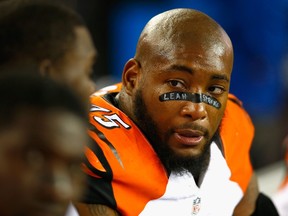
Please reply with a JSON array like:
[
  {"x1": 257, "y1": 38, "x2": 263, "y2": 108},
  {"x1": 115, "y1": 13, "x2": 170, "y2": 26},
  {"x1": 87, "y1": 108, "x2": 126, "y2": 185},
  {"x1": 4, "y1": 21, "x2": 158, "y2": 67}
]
[{"x1": 180, "y1": 102, "x2": 207, "y2": 121}]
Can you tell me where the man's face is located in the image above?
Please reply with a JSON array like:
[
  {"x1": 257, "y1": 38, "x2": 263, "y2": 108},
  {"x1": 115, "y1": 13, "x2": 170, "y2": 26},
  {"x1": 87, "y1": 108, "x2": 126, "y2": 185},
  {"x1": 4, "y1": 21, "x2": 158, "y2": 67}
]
[
  {"x1": 0, "y1": 110, "x2": 88, "y2": 216},
  {"x1": 133, "y1": 89, "x2": 212, "y2": 177},
  {"x1": 131, "y1": 35, "x2": 232, "y2": 176},
  {"x1": 50, "y1": 26, "x2": 97, "y2": 107}
]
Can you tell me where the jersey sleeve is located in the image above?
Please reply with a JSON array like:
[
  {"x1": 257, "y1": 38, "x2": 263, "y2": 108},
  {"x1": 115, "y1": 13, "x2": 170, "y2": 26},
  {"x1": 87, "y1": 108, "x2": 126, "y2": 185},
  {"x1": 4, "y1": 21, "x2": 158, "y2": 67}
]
[
  {"x1": 80, "y1": 126, "x2": 117, "y2": 209},
  {"x1": 79, "y1": 85, "x2": 168, "y2": 215}
]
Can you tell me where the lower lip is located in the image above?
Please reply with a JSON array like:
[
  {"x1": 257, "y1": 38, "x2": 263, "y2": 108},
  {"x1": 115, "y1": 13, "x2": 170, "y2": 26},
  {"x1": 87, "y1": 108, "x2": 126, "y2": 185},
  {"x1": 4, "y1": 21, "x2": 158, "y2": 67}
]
[{"x1": 174, "y1": 133, "x2": 203, "y2": 146}]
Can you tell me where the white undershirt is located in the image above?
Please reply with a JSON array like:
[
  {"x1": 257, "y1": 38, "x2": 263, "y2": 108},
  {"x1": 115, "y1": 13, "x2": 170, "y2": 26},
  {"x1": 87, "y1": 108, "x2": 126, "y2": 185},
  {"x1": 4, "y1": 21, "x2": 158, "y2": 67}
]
[{"x1": 140, "y1": 142, "x2": 243, "y2": 216}]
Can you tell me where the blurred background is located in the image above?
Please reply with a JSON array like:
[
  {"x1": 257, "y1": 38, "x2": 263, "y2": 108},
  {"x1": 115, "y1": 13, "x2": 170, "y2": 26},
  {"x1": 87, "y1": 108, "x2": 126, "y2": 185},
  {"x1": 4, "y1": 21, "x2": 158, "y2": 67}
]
[{"x1": 65, "y1": 0, "x2": 287, "y2": 171}]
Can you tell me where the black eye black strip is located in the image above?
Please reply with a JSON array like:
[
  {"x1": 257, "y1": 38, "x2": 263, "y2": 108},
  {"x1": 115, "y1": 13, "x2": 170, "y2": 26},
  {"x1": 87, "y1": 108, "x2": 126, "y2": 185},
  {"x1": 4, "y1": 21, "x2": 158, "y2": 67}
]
[{"x1": 159, "y1": 91, "x2": 221, "y2": 109}]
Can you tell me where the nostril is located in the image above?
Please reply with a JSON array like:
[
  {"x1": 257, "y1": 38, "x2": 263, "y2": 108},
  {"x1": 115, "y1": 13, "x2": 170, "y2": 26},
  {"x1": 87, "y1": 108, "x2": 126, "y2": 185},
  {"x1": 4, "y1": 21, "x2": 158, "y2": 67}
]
[{"x1": 180, "y1": 103, "x2": 207, "y2": 120}]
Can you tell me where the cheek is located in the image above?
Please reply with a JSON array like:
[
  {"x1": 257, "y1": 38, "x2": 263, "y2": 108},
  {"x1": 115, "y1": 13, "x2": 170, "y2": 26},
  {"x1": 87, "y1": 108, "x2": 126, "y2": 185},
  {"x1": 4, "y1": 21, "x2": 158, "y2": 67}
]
[
  {"x1": 208, "y1": 108, "x2": 224, "y2": 130},
  {"x1": 78, "y1": 77, "x2": 95, "y2": 96},
  {"x1": 62, "y1": 71, "x2": 94, "y2": 102},
  {"x1": 0, "y1": 162, "x2": 36, "y2": 197},
  {"x1": 156, "y1": 103, "x2": 178, "y2": 121},
  {"x1": 148, "y1": 98, "x2": 180, "y2": 132},
  {"x1": 58, "y1": 60, "x2": 85, "y2": 82}
]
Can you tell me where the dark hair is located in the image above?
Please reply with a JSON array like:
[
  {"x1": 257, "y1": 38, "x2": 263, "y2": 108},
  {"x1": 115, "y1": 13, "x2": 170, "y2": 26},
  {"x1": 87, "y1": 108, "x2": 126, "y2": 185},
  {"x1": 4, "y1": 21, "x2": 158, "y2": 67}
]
[
  {"x1": 0, "y1": 0, "x2": 85, "y2": 66},
  {"x1": 0, "y1": 72, "x2": 87, "y2": 127}
]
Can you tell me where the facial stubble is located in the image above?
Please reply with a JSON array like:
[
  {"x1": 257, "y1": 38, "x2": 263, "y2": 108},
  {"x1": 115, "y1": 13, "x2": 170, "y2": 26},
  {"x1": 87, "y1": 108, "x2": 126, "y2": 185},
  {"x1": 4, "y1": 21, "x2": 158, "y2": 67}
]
[{"x1": 133, "y1": 89, "x2": 212, "y2": 184}]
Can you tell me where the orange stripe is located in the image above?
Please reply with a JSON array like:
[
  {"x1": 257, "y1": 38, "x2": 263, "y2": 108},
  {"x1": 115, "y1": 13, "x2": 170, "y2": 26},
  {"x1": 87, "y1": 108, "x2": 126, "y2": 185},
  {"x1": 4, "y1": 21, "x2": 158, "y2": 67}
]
[
  {"x1": 89, "y1": 92, "x2": 168, "y2": 215},
  {"x1": 81, "y1": 163, "x2": 102, "y2": 178},
  {"x1": 87, "y1": 85, "x2": 254, "y2": 214},
  {"x1": 279, "y1": 175, "x2": 288, "y2": 190}
]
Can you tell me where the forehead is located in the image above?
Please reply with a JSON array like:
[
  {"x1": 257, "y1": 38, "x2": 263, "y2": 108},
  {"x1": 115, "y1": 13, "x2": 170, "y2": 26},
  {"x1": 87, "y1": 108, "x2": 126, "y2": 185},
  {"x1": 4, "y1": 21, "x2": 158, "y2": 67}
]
[
  {"x1": 145, "y1": 40, "x2": 233, "y2": 80},
  {"x1": 0, "y1": 110, "x2": 87, "y2": 157},
  {"x1": 139, "y1": 47, "x2": 230, "y2": 84},
  {"x1": 140, "y1": 14, "x2": 233, "y2": 75}
]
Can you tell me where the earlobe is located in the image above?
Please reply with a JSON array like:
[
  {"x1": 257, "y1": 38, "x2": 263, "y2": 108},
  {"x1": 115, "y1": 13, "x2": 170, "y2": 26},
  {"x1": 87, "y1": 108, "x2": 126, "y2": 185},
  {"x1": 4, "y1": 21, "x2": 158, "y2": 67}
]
[
  {"x1": 122, "y1": 58, "x2": 140, "y2": 95},
  {"x1": 39, "y1": 59, "x2": 52, "y2": 77}
]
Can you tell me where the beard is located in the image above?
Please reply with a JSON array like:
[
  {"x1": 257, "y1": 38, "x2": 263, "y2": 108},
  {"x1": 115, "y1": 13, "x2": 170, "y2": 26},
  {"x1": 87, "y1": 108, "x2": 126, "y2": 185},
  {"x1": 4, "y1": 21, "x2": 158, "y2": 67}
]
[{"x1": 133, "y1": 89, "x2": 213, "y2": 184}]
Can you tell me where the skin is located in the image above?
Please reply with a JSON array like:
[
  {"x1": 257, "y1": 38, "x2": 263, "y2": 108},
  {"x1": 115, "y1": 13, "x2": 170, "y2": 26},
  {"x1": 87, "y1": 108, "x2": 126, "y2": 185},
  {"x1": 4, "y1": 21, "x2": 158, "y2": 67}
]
[
  {"x1": 233, "y1": 174, "x2": 259, "y2": 215},
  {"x1": 120, "y1": 9, "x2": 233, "y2": 178},
  {"x1": 41, "y1": 26, "x2": 97, "y2": 108},
  {"x1": 75, "y1": 203, "x2": 119, "y2": 216},
  {"x1": 76, "y1": 8, "x2": 257, "y2": 216},
  {"x1": 0, "y1": 3, "x2": 96, "y2": 215},
  {"x1": 0, "y1": 109, "x2": 89, "y2": 216}
]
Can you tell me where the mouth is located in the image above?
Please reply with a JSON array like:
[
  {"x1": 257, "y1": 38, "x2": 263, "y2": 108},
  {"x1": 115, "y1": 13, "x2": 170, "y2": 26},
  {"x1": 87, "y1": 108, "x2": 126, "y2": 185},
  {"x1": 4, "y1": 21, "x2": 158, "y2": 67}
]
[{"x1": 173, "y1": 129, "x2": 204, "y2": 146}]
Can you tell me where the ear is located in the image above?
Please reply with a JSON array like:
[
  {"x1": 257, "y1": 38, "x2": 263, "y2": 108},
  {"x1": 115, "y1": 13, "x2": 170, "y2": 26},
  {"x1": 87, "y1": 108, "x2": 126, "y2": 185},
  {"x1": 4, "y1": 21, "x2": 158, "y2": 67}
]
[
  {"x1": 38, "y1": 59, "x2": 53, "y2": 77},
  {"x1": 122, "y1": 58, "x2": 141, "y2": 95}
]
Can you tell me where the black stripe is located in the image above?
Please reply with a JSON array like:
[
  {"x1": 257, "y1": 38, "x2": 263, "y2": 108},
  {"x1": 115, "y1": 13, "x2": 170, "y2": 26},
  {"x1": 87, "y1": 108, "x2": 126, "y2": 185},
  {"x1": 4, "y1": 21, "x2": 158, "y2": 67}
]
[
  {"x1": 84, "y1": 136, "x2": 113, "y2": 180},
  {"x1": 89, "y1": 123, "x2": 123, "y2": 168}
]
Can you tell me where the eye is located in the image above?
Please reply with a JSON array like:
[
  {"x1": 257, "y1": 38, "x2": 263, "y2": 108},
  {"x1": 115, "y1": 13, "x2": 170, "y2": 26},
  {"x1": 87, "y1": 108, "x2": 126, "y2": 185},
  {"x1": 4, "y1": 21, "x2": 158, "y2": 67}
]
[
  {"x1": 208, "y1": 86, "x2": 225, "y2": 95},
  {"x1": 168, "y1": 80, "x2": 185, "y2": 89}
]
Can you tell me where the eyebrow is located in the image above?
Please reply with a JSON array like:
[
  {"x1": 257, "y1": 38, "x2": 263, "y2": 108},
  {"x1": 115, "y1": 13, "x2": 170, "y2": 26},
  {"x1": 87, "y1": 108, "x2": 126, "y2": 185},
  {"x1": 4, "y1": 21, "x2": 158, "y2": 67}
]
[
  {"x1": 211, "y1": 74, "x2": 229, "y2": 82},
  {"x1": 168, "y1": 64, "x2": 230, "y2": 82}
]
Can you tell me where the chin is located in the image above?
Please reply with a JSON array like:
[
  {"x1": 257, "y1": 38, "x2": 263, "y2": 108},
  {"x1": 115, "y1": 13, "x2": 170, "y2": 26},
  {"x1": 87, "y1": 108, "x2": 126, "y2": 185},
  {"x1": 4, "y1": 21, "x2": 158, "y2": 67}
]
[{"x1": 172, "y1": 145, "x2": 205, "y2": 158}]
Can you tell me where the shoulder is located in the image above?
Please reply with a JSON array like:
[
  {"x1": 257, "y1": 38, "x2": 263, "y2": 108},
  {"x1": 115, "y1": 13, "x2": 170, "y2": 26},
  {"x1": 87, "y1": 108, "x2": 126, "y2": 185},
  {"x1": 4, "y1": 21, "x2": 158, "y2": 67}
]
[
  {"x1": 91, "y1": 83, "x2": 122, "y2": 98},
  {"x1": 222, "y1": 93, "x2": 254, "y2": 136},
  {"x1": 220, "y1": 93, "x2": 254, "y2": 149},
  {"x1": 219, "y1": 94, "x2": 255, "y2": 192}
]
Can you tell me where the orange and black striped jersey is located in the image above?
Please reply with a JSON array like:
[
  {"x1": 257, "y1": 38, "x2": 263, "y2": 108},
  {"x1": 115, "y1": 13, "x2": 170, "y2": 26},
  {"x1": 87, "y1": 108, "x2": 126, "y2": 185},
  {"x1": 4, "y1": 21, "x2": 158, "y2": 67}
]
[{"x1": 82, "y1": 83, "x2": 254, "y2": 216}]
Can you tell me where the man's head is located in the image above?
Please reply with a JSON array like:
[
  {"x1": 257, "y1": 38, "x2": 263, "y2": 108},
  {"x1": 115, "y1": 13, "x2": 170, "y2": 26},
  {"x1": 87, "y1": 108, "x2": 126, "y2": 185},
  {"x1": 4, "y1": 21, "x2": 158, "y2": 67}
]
[
  {"x1": 118, "y1": 8, "x2": 233, "y2": 179},
  {"x1": 0, "y1": 0, "x2": 97, "y2": 106},
  {"x1": 0, "y1": 72, "x2": 89, "y2": 216}
]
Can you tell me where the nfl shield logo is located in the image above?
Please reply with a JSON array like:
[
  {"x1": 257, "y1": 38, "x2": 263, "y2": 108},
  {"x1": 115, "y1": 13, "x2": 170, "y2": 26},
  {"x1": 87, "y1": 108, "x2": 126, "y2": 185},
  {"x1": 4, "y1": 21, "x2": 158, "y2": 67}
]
[{"x1": 191, "y1": 197, "x2": 201, "y2": 215}]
